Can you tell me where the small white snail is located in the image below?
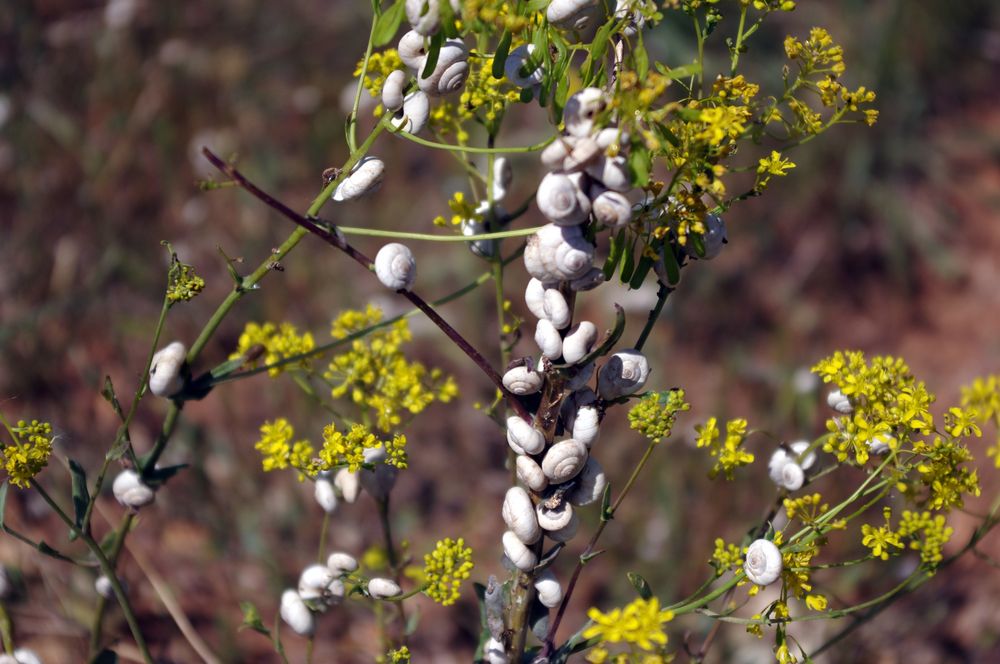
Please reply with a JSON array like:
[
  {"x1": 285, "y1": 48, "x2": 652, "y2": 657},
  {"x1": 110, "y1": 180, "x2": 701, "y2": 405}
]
[
  {"x1": 540, "y1": 137, "x2": 573, "y2": 171},
  {"x1": 314, "y1": 475, "x2": 337, "y2": 513},
  {"x1": 614, "y1": 0, "x2": 646, "y2": 37},
  {"x1": 381, "y1": 69, "x2": 407, "y2": 112},
  {"x1": 534, "y1": 569, "x2": 563, "y2": 609},
  {"x1": 502, "y1": 530, "x2": 538, "y2": 572},
  {"x1": 417, "y1": 39, "x2": 469, "y2": 96},
  {"x1": 536, "y1": 172, "x2": 591, "y2": 226},
  {"x1": 327, "y1": 552, "x2": 359, "y2": 577},
  {"x1": 462, "y1": 216, "x2": 498, "y2": 260},
  {"x1": 523, "y1": 223, "x2": 595, "y2": 283},
  {"x1": 565, "y1": 361, "x2": 595, "y2": 391},
  {"x1": 113, "y1": 470, "x2": 155, "y2": 510},
  {"x1": 502, "y1": 364, "x2": 544, "y2": 395},
  {"x1": 149, "y1": 341, "x2": 186, "y2": 398},
  {"x1": 332, "y1": 156, "x2": 385, "y2": 202},
  {"x1": 95, "y1": 574, "x2": 118, "y2": 600},
  {"x1": 374, "y1": 242, "x2": 416, "y2": 291},
  {"x1": 534, "y1": 319, "x2": 563, "y2": 360},
  {"x1": 546, "y1": 0, "x2": 603, "y2": 35},
  {"x1": 542, "y1": 289, "x2": 571, "y2": 330},
  {"x1": 586, "y1": 155, "x2": 631, "y2": 192},
  {"x1": 536, "y1": 500, "x2": 574, "y2": 531},
  {"x1": 515, "y1": 455, "x2": 549, "y2": 492},
  {"x1": 397, "y1": 30, "x2": 428, "y2": 70},
  {"x1": 541, "y1": 439, "x2": 588, "y2": 483},
  {"x1": 744, "y1": 539, "x2": 783, "y2": 586},
  {"x1": 562, "y1": 321, "x2": 597, "y2": 365},
  {"x1": 390, "y1": 90, "x2": 431, "y2": 134},
  {"x1": 768, "y1": 457, "x2": 804, "y2": 492},
  {"x1": 562, "y1": 87, "x2": 607, "y2": 137},
  {"x1": 334, "y1": 468, "x2": 361, "y2": 503},
  {"x1": 700, "y1": 214, "x2": 727, "y2": 259},
  {"x1": 405, "y1": 0, "x2": 460, "y2": 35},
  {"x1": 524, "y1": 278, "x2": 549, "y2": 320},
  {"x1": 504, "y1": 44, "x2": 544, "y2": 88},
  {"x1": 507, "y1": 415, "x2": 545, "y2": 455},
  {"x1": 545, "y1": 510, "x2": 580, "y2": 542},
  {"x1": 280, "y1": 589, "x2": 316, "y2": 636},
  {"x1": 591, "y1": 189, "x2": 632, "y2": 229},
  {"x1": 597, "y1": 349, "x2": 650, "y2": 400},
  {"x1": 298, "y1": 564, "x2": 343, "y2": 607},
  {"x1": 483, "y1": 636, "x2": 509, "y2": 664},
  {"x1": 493, "y1": 157, "x2": 512, "y2": 202},
  {"x1": 567, "y1": 457, "x2": 606, "y2": 506},
  {"x1": 571, "y1": 404, "x2": 600, "y2": 447},
  {"x1": 368, "y1": 577, "x2": 403, "y2": 599},
  {"x1": 502, "y1": 487, "x2": 541, "y2": 545},
  {"x1": 360, "y1": 463, "x2": 398, "y2": 501},
  {"x1": 561, "y1": 388, "x2": 597, "y2": 434},
  {"x1": 827, "y1": 389, "x2": 853, "y2": 414}
]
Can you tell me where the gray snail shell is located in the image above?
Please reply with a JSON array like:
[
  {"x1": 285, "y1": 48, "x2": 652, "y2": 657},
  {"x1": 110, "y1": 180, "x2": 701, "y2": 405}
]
[
  {"x1": 562, "y1": 87, "x2": 607, "y2": 138},
  {"x1": 390, "y1": 90, "x2": 431, "y2": 134},
  {"x1": 571, "y1": 404, "x2": 600, "y2": 448},
  {"x1": 332, "y1": 156, "x2": 385, "y2": 202},
  {"x1": 562, "y1": 136, "x2": 602, "y2": 172},
  {"x1": 536, "y1": 172, "x2": 590, "y2": 226},
  {"x1": 382, "y1": 70, "x2": 407, "y2": 112},
  {"x1": 374, "y1": 242, "x2": 416, "y2": 291},
  {"x1": 405, "y1": 0, "x2": 460, "y2": 36},
  {"x1": 493, "y1": 157, "x2": 513, "y2": 201},
  {"x1": 502, "y1": 530, "x2": 538, "y2": 572},
  {"x1": 546, "y1": 0, "x2": 603, "y2": 34},
  {"x1": 545, "y1": 510, "x2": 580, "y2": 542},
  {"x1": 827, "y1": 389, "x2": 853, "y2": 414},
  {"x1": 569, "y1": 267, "x2": 605, "y2": 292},
  {"x1": 594, "y1": 126, "x2": 629, "y2": 152},
  {"x1": 368, "y1": 577, "x2": 403, "y2": 599},
  {"x1": 541, "y1": 438, "x2": 589, "y2": 483},
  {"x1": 502, "y1": 365, "x2": 544, "y2": 395},
  {"x1": 534, "y1": 319, "x2": 563, "y2": 360},
  {"x1": 567, "y1": 457, "x2": 606, "y2": 505},
  {"x1": 591, "y1": 189, "x2": 632, "y2": 229},
  {"x1": 334, "y1": 468, "x2": 360, "y2": 503},
  {"x1": 506, "y1": 415, "x2": 545, "y2": 455},
  {"x1": 505, "y1": 44, "x2": 544, "y2": 88},
  {"x1": 523, "y1": 223, "x2": 595, "y2": 283},
  {"x1": 417, "y1": 39, "x2": 469, "y2": 96},
  {"x1": 502, "y1": 487, "x2": 541, "y2": 545},
  {"x1": 701, "y1": 213, "x2": 727, "y2": 259},
  {"x1": 534, "y1": 569, "x2": 563, "y2": 609},
  {"x1": 597, "y1": 349, "x2": 650, "y2": 400},
  {"x1": 586, "y1": 155, "x2": 631, "y2": 192},
  {"x1": 542, "y1": 288, "x2": 571, "y2": 329},
  {"x1": 541, "y1": 137, "x2": 574, "y2": 171},
  {"x1": 113, "y1": 470, "x2": 155, "y2": 510},
  {"x1": 397, "y1": 30, "x2": 428, "y2": 70},
  {"x1": 524, "y1": 278, "x2": 549, "y2": 319},
  {"x1": 326, "y1": 552, "x2": 359, "y2": 576}
]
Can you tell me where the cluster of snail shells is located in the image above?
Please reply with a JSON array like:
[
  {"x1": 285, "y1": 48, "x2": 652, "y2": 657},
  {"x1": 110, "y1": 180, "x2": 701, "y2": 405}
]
[
  {"x1": 280, "y1": 551, "x2": 360, "y2": 636},
  {"x1": 384, "y1": 29, "x2": 469, "y2": 134},
  {"x1": 767, "y1": 441, "x2": 816, "y2": 492}
]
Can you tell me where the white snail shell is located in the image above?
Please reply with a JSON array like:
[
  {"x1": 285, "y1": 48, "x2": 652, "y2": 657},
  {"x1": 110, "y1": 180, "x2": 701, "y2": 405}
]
[
  {"x1": 298, "y1": 564, "x2": 344, "y2": 607},
  {"x1": 360, "y1": 463, "x2": 397, "y2": 501},
  {"x1": 523, "y1": 223, "x2": 595, "y2": 283},
  {"x1": 547, "y1": 0, "x2": 603, "y2": 35},
  {"x1": 9, "y1": 650, "x2": 42, "y2": 664},
  {"x1": 536, "y1": 500, "x2": 574, "y2": 531},
  {"x1": 541, "y1": 439, "x2": 588, "y2": 483},
  {"x1": 502, "y1": 530, "x2": 538, "y2": 572},
  {"x1": 326, "y1": 552, "x2": 359, "y2": 577},
  {"x1": 502, "y1": 365, "x2": 544, "y2": 395},
  {"x1": 701, "y1": 214, "x2": 727, "y2": 259},
  {"x1": 562, "y1": 321, "x2": 597, "y2": 365},
  {"x1": 382, "y1": 69, "x2": 407, "y2": 112},
  {"x1": 569, "y1": 267, "x2": 605, "y2": 292},
  {"x1": 541, "y1": 137, "x2": 573, "y2": 171},
  {"x1": 567, "y1": 457, "x2": 606, "y2": 506},
  {"x1": 505, "y1": 43, "x2": 544, "y2": 88},
  {"x1": 591, "y1": 189, "x2": 632, "y2": 229},
  {"x1": 536, "y1": 172, "x2": 591, "y2": 226},
  {"x1": 615, "y1": 0, "x2": 646, "y2": 37},
  {"x1": 397, "y1": 30, "x2": 428, "y2": 70},
  {"x1": 595, "y1": 127, "x2": 629, "y2": 152},
  {"x1": 827, "y1": 389, "x2": 853, "y2": 414},
  {"x1": 417, "y1": 39, "x2": 469, "y2": 96},
  {"x1": 374, "y1": 242, "x2": 416, "y2": 291},
  {"x1": 869, "y1": 434, "x2": 893, "y2": 455},
  {"x1": 561, "y1": 388, "x2": 597, "y2": 433},
  {"x1": 493, "y1": 157, "x2": 512, "y2": 202},
  {"x1": 484, "y1": 636, "x2": 509, "y2": 664},
  {"x1": 149, "y1": 341, "x2": 186, "y2": 397},
  {"x1": 524, "y1": 278, "x2": 549, "y2": 319},
  {"x1": 280, "y1": 589, "x2": 315, "y2": 636},
  {"x1": 565, "y1": 361, "x2": 595, "y2": 391},
  {"x1": 334, "y1": 468, "x2": 361, "y2": 503},
  {"x1": 534, "y1": 569, "x2": 563, "y2": 608},
  {"x1": 586, "y1": 155, "x2": 631, "y2": 192},
  {"x1": 542, "y1": 289, "x2": 571, "y2": 329},
  {"x1": 405, "y1": 0, "x2": 459, "y2": 35},
  {"x1": 571, "y1": 404, "x2": 600, "y2": 447},
  {"x1": 597, "y1": 349, "x2": 650, "y2": 400},
  {"x1": 534, "y1": 319, "x2": 563, "y2": 360},
  {"x1": 768, "y1": 456, "x2": 804, "y2": 491},
  {"x1": 516, "y1": 455, "x2": 549, "y2": 493},
  {"x1": 562, "y1": 137, "x2": 601, "y2": 172},
  {"x1": 507, "y1": 415, "x2": 545, "y2": 455},
  {"x1": 390, "y1": 90, "x2": 431, "y2": 134},
  {"x1": 789, "y1": 441, "x2": 816, "y2": 470},
  {"x1": 562, "y1": 87, "x2": 607, "y2": 137},
  {"x1": 744, "y1": 539, "x2": 783, "y2": 586},
  {"x1": 503, "y1": 487, "x2": 541, "y2": 545},
  {"x1": 332, "y1": 156, "x2": 385, "y2": 201},
  {"x1": 368, "y1": 577, "x2": 403, "y2": 599},
  {"x1": 545, "y1": 509, "x2": 580, "y2": 542},
  {"x1": 113, "y1": 470, "x2": 155, "y2": 510},
  {"x1": 314, "y1": 476, "x2": 337, "y2": 513},
  {"x1": 95, "y1": 575, "x2": 117, "y2": 599}
]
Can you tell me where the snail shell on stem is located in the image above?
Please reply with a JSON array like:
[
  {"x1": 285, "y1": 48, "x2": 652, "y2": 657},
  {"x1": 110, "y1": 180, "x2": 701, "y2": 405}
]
[
  {"x1": 314, "y1": 476, "x2": 337, "y2": 513},
  {"x1": 502, "y1": 487, "x2": 541, "y2": 545},
  {"x1": 586, "y1": 155, "x2": 631, "y2": 192},
  {"x1": 381, "y1": 70, "x2": 407, "y2": 112},
  {"x1": 597, "y1": 349, "x2": 650, "y2": 400},
  {"x1": 149, "y1": 341, "x2": 186, "y2": 397},
  {"x1": 523, "y1": 223, "x2": 595, "y2": 283},
  {"x1": 571, "y1": 404, "x2": 600, "y2": 447},
  {"x1": 502, "y1": 364, "x2": 544, "y2": 395},
  {"x1": 567, "y1": 457, "x2": 606, "y2": 506},
  {"x1": 280, "y1": 590, "x2": 315, "y2": 636},
  {"x1": 390, "y1": 90, "x2": 430, "y2": 134},
  {"x1": 534, "y1": 319, "x2": 563, "y2": 360},
  {"x1": 534, "y1": 569, "x2": 563, "y2": 609},
  {"x1": 326, "y1": 552, "x2": 359, "y2": 576},
  {"x1": 374, "y1": 242, "x2": 416, "y2": 291},
  {"x1": 368, "y1": 577, "x2": 403, "y2": 599},
  {"x1": 417, "y1": 39, "x2": 469, "y2": 96},
  {"x1": 536, "y1": 500, "x2": 574, "y2": 531},
  {"x1": 541, "y1": 439, "x2": 588, "y2": 483},
  {"x1": 562, "y1": 86, "x2": 607, "y2": 137},
  {"x1": 334, "y1": 468, "x2": 361, "y2": 503},
  {"x1": 397, "y1": 30, "x2": 428, "y2": 70},
  {"x1": 502, "y1": 530, "x2": 538, "y2": 572},
  {"x1": 332, "y1": 156, "x2": 385, "y2": 202},
  {"x1": 507, "y1": 415, "x2": 545, "y2": 455},
  {"x1": 827, "y1": 389, "x2": 853, "y2": 414},
  {"x1": 545, "y1": 510, "x2": 580, "y2": 542},
  {"x1": 591, "y1": 189, "x2": 632, "y2": 229},
  {"x1": 405, "y1": 0, "x2": 460, "y2": 35},
  {"x1": 744, "y1": 539, "x2": 783, "y2": 586},
  {"x1": 542, "y1": 289, "x2": 571, "y2": 330},
  {"x1": 505, "y1": 44, "x2": 544, "y2": 88},
  {"x1": 562, "y1": 321, "x2": 597, "y2": 365},
  {"x1": 536, "y1": 172, "x2": 590, "y2": 226},
  {"x1": 524, "y1": 278, "x2": 549, "y2": 320},
  {"x1": 113, "y1": 470, "x2": 155, "y2": 510},
  {"x1": 516, "y1": 455, "x2": 549, "y2": 492}
]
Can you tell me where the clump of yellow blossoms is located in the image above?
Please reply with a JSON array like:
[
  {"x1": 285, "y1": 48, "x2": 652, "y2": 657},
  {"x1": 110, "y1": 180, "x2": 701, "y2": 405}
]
[
  {"x1": 583, "y1": 597, "x2": 674, "y2": 663},
  {"x1": 430, "y1": 54, "x2": 521, "y2": 140},
  {"x1": 961, "y1": 375, "x2": 1000, "y2": 466},
  {"x1": 166, "y1": 260, "x2": 205, "y2": 303},
  {"x1": 422, "y1": 537, "x2": 474, "y2": 606},
  {"x1": 230, "y1": 321, "x2": 315, "y2": 377},
  {"x1": 628, "y1": 390, "x2": 690, "y2": 443},
  {"x1": 2, "y1": 419, "x2": 54, "y2": 489},
  {"x1": 385, "y1": 645, "x2": 410, "y2": 663},
  {"x1": 695, "y1": 417, "x2": 754, "y2": 479}
]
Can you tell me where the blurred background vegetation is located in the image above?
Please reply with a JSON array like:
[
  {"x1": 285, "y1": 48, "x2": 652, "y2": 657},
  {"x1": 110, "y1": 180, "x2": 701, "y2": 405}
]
[{"x1": 1, "y1": 0, "x2": 999, "y2": 661}]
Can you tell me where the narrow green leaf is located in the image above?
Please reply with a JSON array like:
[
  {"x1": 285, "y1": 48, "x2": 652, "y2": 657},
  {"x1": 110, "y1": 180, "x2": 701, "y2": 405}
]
[
  {"x1": 492, "y1": 30, "x2": 512, "y2": 79},
  {"x1": 629, "y1": 253, "x2": 654, "y2": 290},
  {"x1": 627, "y1": 145, "x2": 651, "y2": 188},
  {"x1": 619, "y1": 233, "x2": 637, "y2": 283},
  {"x1": 627, "y1": 572, "x2": 653, "y2": 600},
  {"x1": 239, "y1": 601, "x2": 271, "y2": 636},
  {"x1": 602, "y1": 229, "x2": 626, "y2": 280},
  {"x1": 372, "y1": 0, "x2": 405, "y2": 47},
  {"x1": 439, "y1": 0, "x2": 459, "y2": 38},
  {"x1": 421, "y1": 31, "x2": 444, "y2": 80},
  {"x1": 634, "y1": 32, "x2": 649, "y2": 80},
  {"x1": 653, "y1": 61, "x2": 702, "y2": 81},
  {"x1": 209, "y1": 356, "x2": 250, "y2": 379},
  {"x1": 600, "y1": 481, "x2": 613, "y2": 521},
  {"x1": 0, "y1": 482, "x2": 8, "y2": 529},
  {"x1": 688, "y1": 233, "x2": 706, "y2": 259},
  {"x1": 583, "y1": 19, "x2": 614, "y2": 83},
  {"x1": 524, "y1": 0, "x2": 549, "y2": 9},
  {"x1": 580, "y1": 549, "x2": 605, "y2": 563},
  {"x1": 661, "y1": 243, "x2": 681, "y2": 285},
  {"x1": 69, "y1": 459, "x2": 89, "y2": 537}
]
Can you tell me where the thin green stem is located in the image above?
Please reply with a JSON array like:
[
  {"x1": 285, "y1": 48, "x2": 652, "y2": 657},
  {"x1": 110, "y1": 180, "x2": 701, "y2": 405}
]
[
  {"x1": 347, "y1": 16, "x2": 378, "y2": 153},
  {"x1": 0, "y1": 603, "x2": 12, "y2": 654},
  {"x1": 88, "y1": 512, "x2": 135, "y2": 657},
  {"x1": 729, "y1": 7, "x2": 748, "y2": 76},
  {"x1": 336, "y1": 224, "x2": 541, "y2": 242},
  {"x1": 317, "y1": 511, "x2": 331, "y2": 564},
  {"x1": 392, "y1": 130, "x2": 554, "y2": 154},
  {"x1": 634, "y1": 282, "x2": 672, "y2": 351}
]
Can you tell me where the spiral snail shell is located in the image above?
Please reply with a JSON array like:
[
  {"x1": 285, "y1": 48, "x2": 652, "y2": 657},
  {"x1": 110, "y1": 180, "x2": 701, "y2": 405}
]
[
  {"x1": 571, "y1": 403, "x2": 600, "y2": 447},
  {"x1": 417, "y1": 39, "x2": 469, "y2": 96},
  {"x1": 397, "y1": 30, "x2": 428, "y2": 70},
  {"x1": 541, "y1": 438, "x2": 589, "y2": 483},
  {"x1": 769, "y1": 457, "x2": 804, "y2": 491},
  {"x1": 567, "y1": 457, "x2": 607, "y2": 506},
  {"x1": 326, "y1": 552, "x2": 359, "y2": 576},
  {"x1": 523, "y1": 223, "x2": 595, "y2": 283},
  {"x1": 869, "y1": 433, "x2": 894, "y2": 455},
  {"x1": 524, "y1": 278, "x2": 549, "y2": 320},
  {"x1": 586, "y1": 155, "x2": 631, "y2": 192},
  {"x1": 534, "y1": 569, "x2": 564, "y2": 609},
  {"x1": 374, "y1": 242, "x2": 416, "y2": 291},
  {"x1": 390, "y1": 90, "x2": 431, "y2": 134},
  {"x1": 562, "y1": 321, "x2": 597, "y2": 365},
  {"x1": 594, "y1": 127, "x2": 629, "y2": 152},
  {"x1": 542, "y1": 288, "x2": 571, "y2": 329},
  {"x1": 562, "y1": 87, "x2": 607, "y2": 138},
  {"x1": 565, "y1": 361, "x2": 595, "y2": 391},
  {"x1": 502, "y1": 487, "x2": 541, "y2": 545},
  {"x1": 597, "y1": 349, "x2": 650, "y2": 400},
  {"x1": 545, "y1": 510, "x2": 580, "y2": 542},
  {"x1": 569, "y1": 266, "x2": 605, "y2": 292},
  {"x1": 368, "y1": 577, "x2": 403, "y2": 599},
  {"x1": 536, "y1": 499, "x2": 574, "y2": 531},
  {"x1": 562, "y1": 137, "x2": 602, "y2": 172},
  {"x1": 700, "y1": 214, "x2": 728, "y2": 259},
  {"x1": 332, "y1": 156, "x2": 385, "y2": 202},
  {"x1": 546, "y1": 0, "x2": 604, "y2": 35},
  {"x1": 280, "y1": 589, "x2": 315, "y2": 636},
  {"x1": 540, "y1": 137, "x2": 573, "y2": 171},
  {"x1": 298, "y1": 564, "x2": 343, "y2": 607},
  {"x1": 149, "y1": 341, "x2": 186, "y2": 397},
  {"x1": 113, "y1": 470, "x2": 155, "y2": 510},
  {"x1": 591, "y1": 189, "x2": 632, "y2": 229},
  {"x1": 744, "y1": 539, "x2": 783, "y2": 586},
  {"x1": 502, "y1": 530, "x2": 538, "y2": 572},
  {"x1": 405, "y1": 0, "x2": 460, "y2": 35},
  {"x1": 506, "y1": 415, "x2": 545, "y2": 456},
  {"x1": 381, "y1": 69, "x2": 407, "y2": 112},
  {"x1": 502, "y1": 363, "x2": 544, "y2": 395},
  {"x1": 536, "y1": 172, "x2": 591, "y2": 226},
  {"x1": 505, "y1": 43, "x2": 544, "y2": 88},
  {"x1": 535, "y1": 319, "x2": 563, "y2": 360},
  {"x1": 314, "y1": 475, "x2": 337, "y2": 513},
  {"x1": 515, "y1": 455, "x2": 549, "y2": 492},
  {"x1": 827, "y1": 389, "x2": 853, "y2": 414}
]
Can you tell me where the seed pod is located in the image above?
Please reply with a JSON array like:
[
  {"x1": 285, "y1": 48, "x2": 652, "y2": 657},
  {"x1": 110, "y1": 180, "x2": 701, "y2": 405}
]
[
  {"x1": 113, "y1": 470, "x2": 155, "y2": 510},
  {"x1": 314, "y1": 476, "x2": 337, "y2": 513},
  {"x1": 597, "y1": 349, "x2": 650, "y2": 400},
  {"x1": 374, "y1": 242, "x2": 416, "y2": 291},
  {"x1": 561, "y1": 87, "x2": 607, "y2": 137},
  {"x1": 542, "y1": 289, "x2": 571, "y2": 329},
  {"x1": 502, "y1": 487, "x2": 541, "y2": 545},
  {"x1": 586, "y1": 155, "x2": 631, "y2": 192},
  {"x1": 534, "y1": 319, "x2": 563, "y2": 360},
  {"x1": 541, "y1": 439, "x2": 588, "y2": 483},
  {"x1": 567, "y1": 457, "x2": 606, "y2": 506},
  {"x1": 334, "y1": 468, "x2": 361, "y2": 503},
  {"x1": 507, "y1": 416, "x2": 545, "y2": 455},
  {"x1": 280, "y1": 589, "x2": 315, "y2": 636},
  {"x1": 545, "y1": 510, "x2": 580, "y2": 542},
  {"x1": 417, "y1": 39, "x2": 469, "y2": 96},
  {"x1": 591, "y1": 189, "x2": 632, "y2": 229},
  {"x1": 827, "y1": 389, "x2": 852, "y2": 414},
  {"x1": 505, "y1": 44, "x2": 544, "y2": 88},
  {"x1": 571, "y1": 404, "x2": 600, "y2": 447},
  {"x1": 368, "y1": 577, "x2": 403, "y2": 599},
  {"x1": 534, "y1": 569, "x2": 563, "y2": 608},
  {"x1": 536, "y1": 500, "x2": 573, "y2": 531},
  {"x1": 332, "y1": 156, "x2": 385, "y2": 201},
  {"x1": 149, "y1": 341, "x2": 186, "y2": 397},
  {"x1": 562, "y1": 321, "x2": 597, "y2": 365},
  {"x1": 536, "y1": 172, "x2": 591, "y2": 226},
  {"x1": 390, "y1": 90, "x2": 431, "y2": 134},
  {"x1": 744, "y1": 539, "x2": 783, "y2": 586},
  {"x1": 502, "y1": 530, "x2": 538, "y2": 572},
  {"x1": 381, "y1": 70, "x2": 407, "y2": 112},
  {"x1": 397, "y1": 30, "x2": 428, "y2": 70},
  {"x1": 327, "y1": 552, "x2": 359, "y2": 576},
  {"x1": 524, "y1": 278, "x2": 549, "y2": 319},
  {"x1": 516, "y1": 455, "x2": 549, "y2": 492},
  {"x1": 502, "y1": 365, "x2": 544, "y2": 395}
]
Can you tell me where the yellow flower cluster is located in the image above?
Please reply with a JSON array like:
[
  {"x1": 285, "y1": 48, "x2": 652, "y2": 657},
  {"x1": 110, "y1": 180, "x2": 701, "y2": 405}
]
[
  {"x1": 898, "y1": 510, "x2": 954, "y2": 569},
  {"x1": 773, "y1": 532, "x2": 825, "y2": 610},
  {"x1": 861, "y1": 508, "x2": 903, "y2": 561},
  {"x1": 461, "y1": 0, "x2": 540, "y2": 34},
  {"x1": 386, "y1": 645, "x2": 410, "y2": 663},
  {"x1": 433, "y1": 191, "x2": 482, "y2": 227},
  {"x1": 784, "y1": 28, "x2": 845, "y2": 75},
  {"x1": 961, "y1": 375, "x2": 1000, "y2": 467},
  {"x1": 907, "y1": 435, "x2": 980, "y2": 510},
  {"x1": 783, "y1": 493, "x2": 844, "y2": 530},
  {"x1": 321, "y1": 422, "x2": 378, "y2": 472},
  {"x1": 756, "y1": 150, "x2": 796, "y2": 190},
  {"x1": 253, "y1": 419, "x2": 317, "y2": 477},
  {"x1": 695, "y1": 417, "x2": 754, "y2": 479},
  {"x1": 230, "y1": 321, "x2": 315, "y2": 377},
  {"x1": 583, "y1": 597, "x2": 674, "y2": 662},
  {"x1": 2, "y1": 419, "x2": 54, "y2": 489},
  {"x1": 167, "y1": 260, "x2": 205, "y2": 303},
  {"x1": 355, "y1": 49, "x2": 404, "y2": 117},
  {"x1": 628, "y1": 390, "x2": 690, "y2": 443},
  {"x1": 422, "y1": 537, "x2": 474, "y2": 606},
  {"x1": 710, "y1": 538, "x2": 743, "y2": 576}
]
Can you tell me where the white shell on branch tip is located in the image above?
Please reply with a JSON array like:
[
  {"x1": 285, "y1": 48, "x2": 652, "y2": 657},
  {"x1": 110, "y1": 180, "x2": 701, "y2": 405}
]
[
  {"x1": 524, "y1": 278, "x2": 549, "y2": 320},
  {"x1": 523, "y1": 223, "x2": 595, "y2": 283},
  {"x1": 788, "y1": 440, "x2": 817, "y2": 470},
  {"x1": 298, "y1": 564, "x2": 344, "y2": 606},
  {"x1": 595, "y1": 127, "x2": 629, "y2": 152},
  {"x1": 571, "y1": 404, "x2": 600, "y2": 447},
  {"x1": 545, "y1": 510, "x2": 580, "y2": 542},
  {"x1": 547, "y1": 0, "x2": 603, "y2": 35},
  {"x1": 542, "y1": 289, "x2": 571, "y2": 329},
  {"x1": 505, "y1": 44, "x2": 544, "y2": 88},
  {"x1": 397, "y1": 30, "x2": 428, "y2": 70},
  {"x1": 591, "y1": 189, "x2": 632, "y2": 229},
  {"x1": 562, "y1": 321, "x2": 597, "y2": 365},
  {"x1": 534, "y1": 569, "x2": 563, "y2": 608},
  {"x1": 484, "y1": 636, "x2": 510, "y2": 664},
  {"x1": 334, "y1": 468, "x2": 361, "y2": 503},
  {"x1": 390, "y1": 90, "x2": 430, "y2": 134},
  {"x1": 827, "y1": 389, "x2": 853, "y2": 414},
  {"x1": 768, "y1": 456, "x2": 804, "y2": 492},
  {"x1": 381, "y1": 69, "x2": 407, "y2": 112},
  {"x1": 536, "y1": 500, "x2": 574, "y2": 531},
  {"x1": 314, "y1": 476, "x2": 337, "y2": 513},
  {"x1": 502, "y1": 530, "x2": 538, "y2": 572},
  {"x1": 502, "y1": 365, "x2": 544, "y2": 395},
  {"x1": 374, "y1": 242, "x2": 416, "y2": 291},
  {"x1": 586, "y1": 155, "x2": 631, "y2": 192},
  {"x1": 540, "y1": 138, "x2": 573, "y2": 171},
  {"x1": 563, "y1": 137, "x2": 602, "y2": 172},
  {"x1": 562, "y1": 87, "x2": 607, "y2": 137},
  {"x1": 113, "y1": 470, "x2": 155, "y2": 510},
  {"x1": 534, "y1": 319, "x2": 563, "y2": 360},
  {"x1": 516, "y1": 455, "x2": 549, "y2": 492},
  {"x1": 405, "y1": 0, "x2": 459, "y2": 35},
  {"x1": 327, "y1": 552, "x2": 359, "y2": 576},
  {"x1": 332, "y1": 156, "x2": 385, "y2": 202},
  {"x1": 280, "y1": 589, "x2": 315, "y2": 636},
  {"x1": 368, "y1": 577, "x2": 403, "y2": 599},
  {"x1": 541, "y1": 439, "x2": 588, "y2": 483},
  {"x1": 568, "y1": 457, "x2": 606, "y2": 506},
  {"x1": 149, "y1": 341, "x2": 186, "y2": 397},
  {"x1": 701, "y1": 214, "x2": 727, "y2": 259},
  {"x1": 502, "y1": 487, "x2": 541, "y2": 545},
  {"x1": 536, "y1": 172, "x2": 591, "y2": 226},
  {"x1": 744, "y1": 539, "x2": 783, "y2": 586},
  {"x1": 507, "y1": 416, "x2": 545, "y2": 455},
  {"x1": 417, "y1": 39, "x2": 469, "y2": 96},
  {"x1": 597, "y1": 349, "x2": 650, "y2": 400}
]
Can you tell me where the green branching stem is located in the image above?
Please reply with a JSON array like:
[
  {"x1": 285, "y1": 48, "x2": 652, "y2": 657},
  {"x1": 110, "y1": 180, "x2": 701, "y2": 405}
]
[{"x1": 391, "y1": 130, "x2": 555, "y2": 154}]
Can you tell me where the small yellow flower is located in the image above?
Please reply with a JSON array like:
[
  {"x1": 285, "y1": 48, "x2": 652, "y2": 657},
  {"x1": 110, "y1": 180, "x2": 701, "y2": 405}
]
[
  {"x1": 2, "y1": 419, "x2": 54, "y2": 489},
  {"x1": 423, "y1": 537, "x2": 474, "y2": 606}
]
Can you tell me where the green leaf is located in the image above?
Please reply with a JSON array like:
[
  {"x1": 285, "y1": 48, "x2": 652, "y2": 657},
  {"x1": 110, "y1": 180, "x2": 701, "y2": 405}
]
[
  {"x1": 627, "y1": 145, "x2": 651, "y2": 188},
  {"x1": 602, "y1": 229, "x2": 626, "y2": 280},
  {"x1": 239, "y1": 601, "x2": 271, "y2": 636},
  {"x1": 634, "y1": 31, "x2": 649, "y2": 80},
  {"x1": 372, "y1": 0, "x2": 405, "y2": 47},
  {"x1": 583, "y1": 19, "x2": 614, "y2": 84},
  {"x1": 661, "y1": 243, "x2": 681, "y2": 285},
  {"x1": 619, "y1": 233, "x2": 637, "y2": 283},
  {"x1": 628, "y1": 252, "x2": 654, "y2": 290},
  {"x1": 580, "y1": 549, "x2": 605, "y2": 564},
  {"x1": 600, "y1": 481, "x2": 613, "y2": 521},
  {"x1": 524, "y1": 0, "x2": 549, "y2": 9},
  {"x1": 421, "y1": 31, "x2": 444, "y2": 80},
  {"x1": 209, "y1": 356, "x2": 250, "y2": 379},
  {"x1": 69, "y1": 459, "x2": 89, "y2": 537},
  {"x1": 0, "y1": 482, "x2": 8, "y2": 529},
  {"x1": 627, "y1": 572, "x2": 653, "y2": 600},
  {"x1": 439, "y1": 0, "x2": 459, "y2": 38},
  {"x1": 492, "y1": 30, "x2": 512, "y2": 79},
  {"x1": 654, "y1": 61, "x2": 702, "y2": 81}
]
